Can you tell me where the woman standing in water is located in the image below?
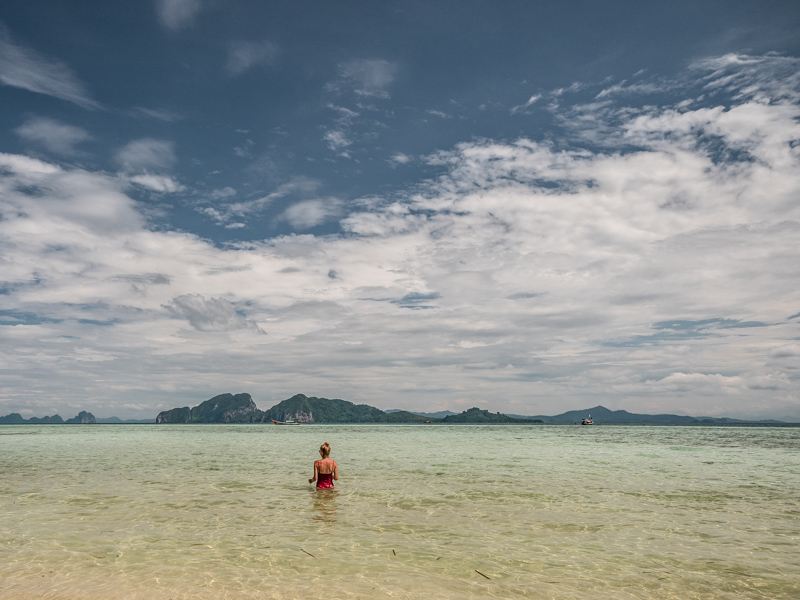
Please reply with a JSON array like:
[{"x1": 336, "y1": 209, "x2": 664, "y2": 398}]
[{"x1": 309, "y1": 441, "x2": 338, "y2": 488}]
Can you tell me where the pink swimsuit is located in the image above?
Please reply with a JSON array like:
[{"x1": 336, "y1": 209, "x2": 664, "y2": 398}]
[{"x1": 316, "y1": 472, "x2": 334, "y2": 488}]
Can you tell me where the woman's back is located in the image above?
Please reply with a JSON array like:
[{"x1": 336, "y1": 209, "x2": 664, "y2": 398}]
[{"x1": 315, "y1": 458, "x2": 336, "y2": 474}]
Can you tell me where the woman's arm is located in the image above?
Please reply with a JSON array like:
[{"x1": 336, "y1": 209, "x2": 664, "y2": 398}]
[
  {"x1": 333, "y1": 461, "x2": 338, "y2": 481},
  {"x1": 308, "y1": 461, "x2": 318, "y2": 484}
]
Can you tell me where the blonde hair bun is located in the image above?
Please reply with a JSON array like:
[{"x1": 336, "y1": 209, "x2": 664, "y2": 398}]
[{"x1": 320, "y1": 441, "x2": 331, "y2": 458}]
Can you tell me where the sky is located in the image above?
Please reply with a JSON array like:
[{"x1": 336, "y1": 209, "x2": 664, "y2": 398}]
[{"x1": 1, "y1": 1, "x2": 800, "y2": 420}]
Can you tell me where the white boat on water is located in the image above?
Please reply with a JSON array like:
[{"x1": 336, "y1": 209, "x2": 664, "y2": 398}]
[{"x1": 581, "y1": 415, "x2": 594, "y2": 425}]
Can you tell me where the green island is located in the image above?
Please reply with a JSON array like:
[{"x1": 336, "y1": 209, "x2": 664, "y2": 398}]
[
  {"x1": 154, "y1": 393, "x2": 543, "y2": 424},
  {"x1": 0, "y1": 411, "x2": 96, "y2": 424},
  {"x1": 2, "y1": 394, "x2": 793, "y2": 425},
  {"x1": 153, "y1": 394, "x2": 791, "y2": 425},
  {"x1": 155, "y1": 393, "x2": 438, "y2": 424}
]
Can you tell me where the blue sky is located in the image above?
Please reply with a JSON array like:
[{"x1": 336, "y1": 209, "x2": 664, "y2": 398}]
[{"x1": 1, "y1": 1, "x2": 799, "y2": 419}]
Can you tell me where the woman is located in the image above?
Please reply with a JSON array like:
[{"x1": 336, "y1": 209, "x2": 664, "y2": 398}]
[{"x1": 309, "y1": 441, "x2": 338, "y2": 488}]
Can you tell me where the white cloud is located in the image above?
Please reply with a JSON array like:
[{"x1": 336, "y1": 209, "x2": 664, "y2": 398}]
[
  {"x1": 279, "y1": 198, "x2": 343, "y2": 229},
  {"x1": 1, "y1": 53, "x2": 799, "y2": 420},
  {"x1": 14, "y1": 117, "x2": 91, "y2": 155},
  {"x1": 510, "y1": 94, "x2": 541, "y2": 114},
  {"x1": 595, "y1": 81, "x2": 668, "y2": 99},
  {"x1": 426, "y1": 110, "x2": 452, "y2": 119},
  {"x1": 165, "y1": 294, "x2": 263, "y2": 333},
  {"x1": 155, "y1": 0, "x2": 204, "y2": 30},
  {"x1": 115, "y1": 138, "x2": 176, "y2": 173},
  {"x1": 209, "y1": 186, "x2": 237, "y2": 200},
  {"x1": 647, "y1": 372, "x2": 747, "y2": 394},
  {"x1": 200, "y1": 178, "x2": 320, "y2": 226},
  {"x1": 226, "y1": 40, "x2": 278, "y2": 76},
  {"x1": 323, "y1": 130, "x2": 352, "y2": 152},
  {"x1": 128, "y1": 174, "x2": 185, "y2": 193},
  {"x1": 0, "y1": 28, "x2": 99, "y2": 109},
  {"x1": 0, "y1": 152, "x2": 143, "y2": 234},
  {"x1": 388, "y1": 152, "x2": 414, "y2": 166}
]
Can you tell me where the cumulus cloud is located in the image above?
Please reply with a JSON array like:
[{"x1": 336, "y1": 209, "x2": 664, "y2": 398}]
[
  {"x1": 155, "y1": 0, "x2": 204, "y2": 30},
  {"x1": 0, "y1": 27, "x2": 99, "y2": 109},
  {"x1": 1, "y1": 53, "x2": 800, "y2": 419},
  {"x1": 14, "y1": 116, "x2": 91, "y2": 155},
  {"x1": 226, "y1": 40, "x2": 278, "y2": 76},
  {"x1": 115, "y1": 138, "x2": 176, "y2": 173},
  {"x1": 165, "y1": 294, "x2": 263, "y2": 333},
  {"x1": 388, "y1": 152, "x2": 414, "y2": 166},
  {"x1": 279, "y1": 198, "x2": 343, "y2": 229}
]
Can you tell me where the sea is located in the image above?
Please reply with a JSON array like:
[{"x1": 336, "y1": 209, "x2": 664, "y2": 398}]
[{"x1": 1, "y1": 424, "x2": 798, "y2": 600}]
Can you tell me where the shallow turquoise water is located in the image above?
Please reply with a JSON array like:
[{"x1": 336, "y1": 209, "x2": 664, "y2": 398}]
[{"x1": 1, "y1": 424, "x2": 798, "y2": 599}]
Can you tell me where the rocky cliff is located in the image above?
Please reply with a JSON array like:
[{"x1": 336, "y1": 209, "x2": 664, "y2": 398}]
[{"x1": 156, "y1": 393, "x2": 257, "y2": 423}]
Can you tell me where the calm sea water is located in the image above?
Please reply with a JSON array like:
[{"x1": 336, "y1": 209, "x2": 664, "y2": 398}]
[{"x1": 1, "y1": 424, "x2": 798, "y2": 600}]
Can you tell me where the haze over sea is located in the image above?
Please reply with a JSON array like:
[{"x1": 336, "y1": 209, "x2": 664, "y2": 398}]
[{"x1": 1, "y1": 424, "x2": 798, "y2": 600}]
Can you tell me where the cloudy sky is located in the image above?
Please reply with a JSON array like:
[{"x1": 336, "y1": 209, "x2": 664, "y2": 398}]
[{"x1": 1, "y1": 1, "x2": 800, "y2": 420}]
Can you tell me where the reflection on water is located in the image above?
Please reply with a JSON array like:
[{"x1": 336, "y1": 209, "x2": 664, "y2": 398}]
[
  {"x1": 309, "y1": 487, "x2": 338, "y2": 524},
  {"x1": 1, "y1": 424, "x2": 799, "y2": 599}
]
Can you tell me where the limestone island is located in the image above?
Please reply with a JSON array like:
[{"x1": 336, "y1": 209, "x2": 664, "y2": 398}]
[{"x1": 155, "y1": 393, "x2": 538, "y2": 424}]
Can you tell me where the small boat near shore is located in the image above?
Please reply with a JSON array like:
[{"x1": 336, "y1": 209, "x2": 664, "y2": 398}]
[
  {"x1": 581, "y1": 415, "x2": 594, "y2": 425},
  {"x1": 271, "y1": 419, "x2": 300, "y2": 425}
]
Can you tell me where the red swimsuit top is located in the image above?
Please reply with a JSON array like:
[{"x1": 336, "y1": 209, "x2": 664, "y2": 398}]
[{"x1": 316, "y1": 472, "x2": 334, "y2": 488}]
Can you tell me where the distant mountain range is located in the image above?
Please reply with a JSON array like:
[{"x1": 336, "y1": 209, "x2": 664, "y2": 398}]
[
  {"x1": 154, "y1": 395, "x2": 791, "y2": 425},
  {"x1": 505, "y1": 405, "x2": 790, "y2": 425},
  {"x1": 0, "y1": 411, "x2": 96, "y2": 424},
  {"x1": 386, "y1": 409, "x2": 458, "y2": 419},
  {"x1": 2, "y1": 396, "x2": 796, "y2": 425}
]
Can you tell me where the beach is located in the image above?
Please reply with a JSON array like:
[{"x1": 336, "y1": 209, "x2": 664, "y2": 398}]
[{"x1": 1, "y1": 424, "x2": 798, "y2": 599}]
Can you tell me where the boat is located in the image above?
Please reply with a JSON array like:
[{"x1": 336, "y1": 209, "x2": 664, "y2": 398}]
[
  {"x1": 581, "y1": 415, "x2": 594, "y2": 425},
  {"x1": 271, "y1": 418, "x2": 300, "y2": 425}
]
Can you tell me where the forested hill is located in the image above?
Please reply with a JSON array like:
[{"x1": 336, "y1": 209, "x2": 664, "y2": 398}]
[
  {"x1": 441, "y1": 408, "x2": 538, "y2": 424},
  {"x1": 264, "y1": 394, "x2": 430, "y2": 424},
  {"x1": 155, "y1": 393, "x2": 432, "y2": 424},
  {"x1": 155, "y1": 393, "x2": 260, "y2": 423},
  {"x1": 153, "y1": 395, "x2": 783, "y2": 425},
  {"x1": 0, "y1": 411, "x2": 96, "y2": 424},
  {"x1": 154, "y1": 393, "x2": 552, "y2": 424}
]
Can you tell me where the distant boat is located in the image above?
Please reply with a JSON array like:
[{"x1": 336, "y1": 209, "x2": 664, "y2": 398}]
[
  {"x1": 581, "y1": 415, "x2": 594, "y2": 425},
  {"x1": 271, "y1": 418, "x2": 300, "y2": 425}
]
